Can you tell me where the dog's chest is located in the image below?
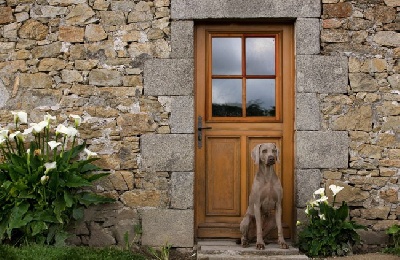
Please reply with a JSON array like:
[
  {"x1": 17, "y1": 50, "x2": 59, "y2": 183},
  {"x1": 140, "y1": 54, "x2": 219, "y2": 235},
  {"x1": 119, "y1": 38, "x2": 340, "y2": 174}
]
[{"x1": 259, "y1": 182, "x2": 278, "y2": 211}]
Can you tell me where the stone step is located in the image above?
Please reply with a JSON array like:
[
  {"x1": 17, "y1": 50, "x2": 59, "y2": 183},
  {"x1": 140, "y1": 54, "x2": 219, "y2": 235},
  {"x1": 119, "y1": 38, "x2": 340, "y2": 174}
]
[{"x1": 196, "y1": 239, "x2": 308, "y2": 260}]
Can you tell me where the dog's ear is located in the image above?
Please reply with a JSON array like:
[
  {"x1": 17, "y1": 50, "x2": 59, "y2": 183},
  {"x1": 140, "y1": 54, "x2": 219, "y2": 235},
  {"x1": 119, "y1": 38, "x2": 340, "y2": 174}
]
[{"x1": 251, "y1": 144, "x2": 261, "y2": 164}]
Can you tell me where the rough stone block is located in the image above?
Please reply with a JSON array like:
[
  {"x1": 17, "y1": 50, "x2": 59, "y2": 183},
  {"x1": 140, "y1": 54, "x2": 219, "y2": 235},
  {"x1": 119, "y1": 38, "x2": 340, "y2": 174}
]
[
  {"x1": 296, "y1": 18, "x2": 320, "y2": 55},
  {"x1": 171, "y1": 172, "x2": 194, "y2": 209},
  {"x1": 59, "y1": 26, "x2": 84, "y2": 42},
  {"x1": 20, "y1": 73, "x2": 52, "y2": 89},
  {"x1": 296, "y1": 131, "x2": 349, "y2": 169},
  {"x1": 325, "y1": 180, "x2": 369, "y2": 207},
  {"x1": 89, "y1": 69, "x2": 122, "y2": 87},
  {"x1": 296, "y1": 169, "x2": 321, "y2": 207},
  {"x1": 374, "y1": 31, "x2": 400, "y2": 47},
  {"x1": 88, "y1": 222, "x2": 116, "y2": 247},
  {"x1": 65, "y1": 4, "x2": 95, "y2": 25},
  {"x1": 0, "y1": 7, "x2": 14, "y2": 24},
  {"x1": 331, "y1": 105, "x2": 372, "y2": 131},
  {"x1": 323, "y1": 2, "x2": 353, "y2": 18},
  {"x1": 171, "y1": 96, "x2": 194, "y2": 134},
  {"x1": 0, "y1": 80, "x2": 10, "y2": 107},
  {"x1": 297, "y1": 55, "x2": 348, "y2": 93},
  {"x1": 296, "y1": 93, "x2": 320, "y2": 130},
  {"x1": 141, "y1": 134, "x2": 194, "y2": 171},
  {"x1": 358, "y1": 230, "x2": 389, "y2": 245},
  {"x1": 99, "y1": 11, "x2": 126, "y2": 26},
  {"x1": 85, "y1": 24, "x2": 108, "y2": 42},
  {"x1": 30, "y1": 6, "x2": 67, "y2": 18},
  {"x1": 144, "y1": 59, "x2": 194, "y2": 96},
  {"x1": 32, "y1": 42, "x2": 63, "y2": 58},
  {"x1": 120, "y1": 190, "x2": 165, "y2": 207},
  {"x1": 18, "y1": 20, "x2": 48, "y2": 40},
  {"x1": 171, "y1": 0, "x2": 321, "y2": 19},
  {"x1": 171, "y1": 21, "x2": 194, "y2": 58},
  {"x1": 141, "y1": 209, "x2": 194, "y2": 247}
]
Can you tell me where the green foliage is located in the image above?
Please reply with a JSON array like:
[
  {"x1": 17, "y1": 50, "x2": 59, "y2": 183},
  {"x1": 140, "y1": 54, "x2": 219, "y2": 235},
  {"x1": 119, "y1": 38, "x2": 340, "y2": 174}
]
[
  {"x1": 147, "y1": 241, "x2": 172, "y2": 260},
  {"x1": 297, "y1": 185, "x2": 366, "y2": 257},
  {"x1": 0, "y1": 244, "x2": 146, "y2": 260},
  {"x1": 0, "y1": 112, "x2": 114, "y2": 245},
  {"x1": 123, "y1": 224, "x2": 143, "y2": 251},
  {"x1": 384, "y1": 224, "x2": 400, "y2": 256}
]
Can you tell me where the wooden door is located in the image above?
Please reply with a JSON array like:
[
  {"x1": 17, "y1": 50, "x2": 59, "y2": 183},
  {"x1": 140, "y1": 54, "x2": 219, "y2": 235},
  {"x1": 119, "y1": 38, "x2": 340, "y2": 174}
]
[{"x1": 195, "y1": 23, "x2": 294, "y2": 239}]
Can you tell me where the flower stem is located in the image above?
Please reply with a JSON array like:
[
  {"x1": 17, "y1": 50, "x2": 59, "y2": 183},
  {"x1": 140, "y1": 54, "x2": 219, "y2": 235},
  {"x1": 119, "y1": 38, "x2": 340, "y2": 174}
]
[
  {"x1": 45, "y1": 127, "x2": 49, "y2": 162},
  {"x1": 67, "y1": 135, "x2": 76, "y2": 163}
]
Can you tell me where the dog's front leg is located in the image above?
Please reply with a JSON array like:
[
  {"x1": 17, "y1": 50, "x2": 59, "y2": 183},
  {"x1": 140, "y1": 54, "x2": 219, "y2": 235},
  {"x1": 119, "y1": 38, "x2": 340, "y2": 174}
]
[
  {"x1": 275, "y1": 202, "x2": 288, "y2": 249},
  {"x1": 254, "y1": 203, "x2": 265, "y2": 250},
  {"x1": 239, "y1": 214, "x2": 250, "y2": 247}
]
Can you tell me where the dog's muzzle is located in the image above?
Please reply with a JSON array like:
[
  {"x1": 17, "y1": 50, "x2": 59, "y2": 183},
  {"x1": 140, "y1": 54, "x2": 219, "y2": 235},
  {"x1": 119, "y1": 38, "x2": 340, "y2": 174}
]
[{"x1": 266, "y1": 156, "x2": 275, "y2": 166}]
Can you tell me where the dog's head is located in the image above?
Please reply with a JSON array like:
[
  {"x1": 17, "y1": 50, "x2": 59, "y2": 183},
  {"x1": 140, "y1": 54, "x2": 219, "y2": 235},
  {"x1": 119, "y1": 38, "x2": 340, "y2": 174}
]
[{"x1": 251, "y1": 143, "x2": 279, "y2": 166}]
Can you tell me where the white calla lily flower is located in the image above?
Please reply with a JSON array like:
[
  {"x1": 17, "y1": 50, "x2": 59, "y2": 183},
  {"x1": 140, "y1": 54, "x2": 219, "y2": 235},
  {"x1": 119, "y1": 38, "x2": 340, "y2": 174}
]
[
  {"x1": 316, "y1": 195, "x2": 328, "y2": 203},
  {"x1": 329, "y1": 184, "x2": 344, "y2": 196},
  {"x1": 30, "y1": 121, "x2": 48, "y2": 133},
  {"x1": 313, "y1": 187, "x2": 325, "y2": 198},
  {"x1": 44, "y1": 161, "x2": 57, "y2": 173},
  {"x1": 23, "y1": 127, "x2": 34, "y2": 135},
  {"x1": 48, "y1": 141, "x2": 62, "y2": 151},
  {"x1": 0, "y1": 129, "x2": 9, "y2": 138},
  {"x1": 0, "y1": 135, "x2": 7, "y2": 145},
  {"x1": 40, "y1": 175, "x2": 49, "y2": 184},
  {"x1": 84, "y1": 148, "x2": 98, "y2": 159},
  {"x1": 56, "y1": 124, "x2": 68, "y2": 135},
  {"x1": 56, "y1": 124, "x2": 77, "y2": 137},
  {"x1": 44, "y1": 113, "x2": 56, "y2": 124},
  {"x1": 70, "y1": 114, "x2": 82, "y2": 127},
  {"x1": 9, "y1": 131, "x2": 23, "y2": 141},
  {"x1": 66, "y1": 126, "x2": 78, "y2": 137},
  {"x1": 12, "y1": 111, "x2": 28, "y2": 124}
]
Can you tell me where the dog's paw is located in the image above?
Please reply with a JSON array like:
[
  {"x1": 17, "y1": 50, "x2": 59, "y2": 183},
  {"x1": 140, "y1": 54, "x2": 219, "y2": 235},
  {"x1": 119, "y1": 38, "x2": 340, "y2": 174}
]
[
  {"x1": 256, "y1": 242, "x2": 265, "y2": 250},
  {"x1": 279, "y1": 241, "x2": 289, "y2": 249},
  {"x1": 241, "y1": 237, "x2": 249, "y2": 248}
]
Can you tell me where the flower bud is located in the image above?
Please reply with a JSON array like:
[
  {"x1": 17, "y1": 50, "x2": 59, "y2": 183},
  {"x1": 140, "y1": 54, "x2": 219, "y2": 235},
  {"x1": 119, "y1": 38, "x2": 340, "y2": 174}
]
[
  {"x1": 40, "y1": 175, "x2": 49, "y2": 184},
  {"x1": 34, "y1": 149, "x2": 42, "y2": 156}
]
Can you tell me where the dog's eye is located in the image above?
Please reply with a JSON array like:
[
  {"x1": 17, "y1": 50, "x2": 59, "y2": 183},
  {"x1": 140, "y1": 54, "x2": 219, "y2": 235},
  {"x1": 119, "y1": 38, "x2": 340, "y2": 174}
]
[
  {"x1": 262, "y1": 150, "x2": 268, "y2": 153},
  {"x1": 272, "y1": 149, "x2": 277, "y2": 153}
]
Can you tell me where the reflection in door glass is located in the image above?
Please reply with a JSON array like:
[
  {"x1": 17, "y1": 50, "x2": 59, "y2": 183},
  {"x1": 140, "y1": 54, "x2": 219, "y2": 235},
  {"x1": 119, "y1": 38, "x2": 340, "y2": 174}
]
[
  {"x1": 212, "y1": 38, "x2": 242, "y2": 75},
  {"x1": 212, "y1": 79, "x2": 242, "y2": 117},
  {"x1": 246, "y1": 38, "x2": 275, "y2": 75},
  {"x1": 246, "y1": 79, "x2": 275, "y2": 116}
]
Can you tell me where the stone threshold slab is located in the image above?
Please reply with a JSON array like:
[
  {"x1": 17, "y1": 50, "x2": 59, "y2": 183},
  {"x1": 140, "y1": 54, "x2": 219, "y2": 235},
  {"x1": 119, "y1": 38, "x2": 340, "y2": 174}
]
[{"x1": 196, "y1": 239, "x2": 308, "y2": 259}]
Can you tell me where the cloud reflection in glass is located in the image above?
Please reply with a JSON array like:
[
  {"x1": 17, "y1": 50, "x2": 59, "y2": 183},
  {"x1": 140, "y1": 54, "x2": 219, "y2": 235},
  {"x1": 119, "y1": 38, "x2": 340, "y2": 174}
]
[{"x1": 211, "y1": 37, "x2": 276, "y2": 117}]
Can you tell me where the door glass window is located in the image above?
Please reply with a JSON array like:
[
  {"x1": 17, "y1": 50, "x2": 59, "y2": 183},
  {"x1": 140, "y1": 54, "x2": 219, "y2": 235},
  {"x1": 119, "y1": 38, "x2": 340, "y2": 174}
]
[
  {"x1": 246, "y1": 37, "x2": 275, "y2": 75},
  {"x1": 212, "y1": 38, "x2": 242, "y2": 75},
  {"x1": 246, "y1": 79, "x2": 275, "y2": 116},
  {"x1": 212, "y1": 79, "x2": 242, "y2": 117},
  {"x1": 210, "y1": 35, "x2": 278, "y2": 119}
]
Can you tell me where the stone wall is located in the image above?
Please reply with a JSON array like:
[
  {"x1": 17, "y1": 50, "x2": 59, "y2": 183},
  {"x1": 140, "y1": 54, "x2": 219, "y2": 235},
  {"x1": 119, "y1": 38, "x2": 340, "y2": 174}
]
[
  {"x1": 0, "y1": 0, "x2": 176, "y2": 247},
  {"x1": 0, "y1": 0, "x2": 399, "y2": 251},
  {"x1": 318, "y1": 0, "x2": 400, "y2": 251}
]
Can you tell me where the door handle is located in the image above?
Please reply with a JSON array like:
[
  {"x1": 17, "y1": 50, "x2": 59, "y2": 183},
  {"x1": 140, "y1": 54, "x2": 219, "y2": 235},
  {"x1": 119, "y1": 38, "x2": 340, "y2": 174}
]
[{"x1": 197, "y1": 116, "x2": 212, "y2": 148}]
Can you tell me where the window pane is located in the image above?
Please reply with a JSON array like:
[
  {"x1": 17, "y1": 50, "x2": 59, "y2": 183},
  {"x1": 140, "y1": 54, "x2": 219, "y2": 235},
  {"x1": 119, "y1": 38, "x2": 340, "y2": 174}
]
[
  {"x1": 212, "y1": 38, "x2": 242, "y2": 75},
  {"x1": 212, "y1": 79, "x2": 242, "y2": 117},
  {"x1": 246, "y1": 38, "x2": 275, "y2": 75},
  {"x1": 246, "y1": 79, "x2": 275, "y2": 116}
]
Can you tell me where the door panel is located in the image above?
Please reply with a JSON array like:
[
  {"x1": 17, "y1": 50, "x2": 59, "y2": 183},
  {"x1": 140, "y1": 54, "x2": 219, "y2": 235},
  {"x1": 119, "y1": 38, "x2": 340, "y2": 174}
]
[
  {"x1": 206, "y1": 137, "x2": 241, "y2": 216},
  {"x1": 195, "y1": 23, "x2": 294, "y2": 239}
]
